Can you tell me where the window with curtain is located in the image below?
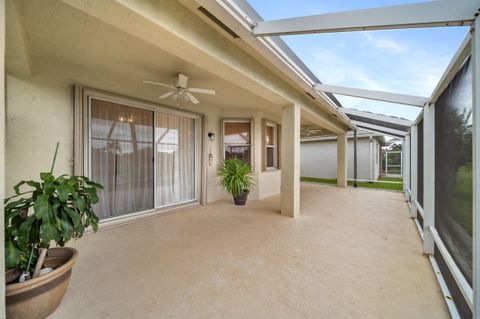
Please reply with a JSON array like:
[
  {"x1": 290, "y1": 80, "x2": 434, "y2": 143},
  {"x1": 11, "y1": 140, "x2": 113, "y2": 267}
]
[
  {"x1": 223, "y1": 120, "x2": 252, "y2": 164},
  {"x1": 156, "y1": 113, "x2": 195, "y2": 206},
  {"x1": 90, "y1": 99, "x2": 154, "y2": 219},
  {"x1": 88, "y1": 96, "x2": 199, "y2": 220}
]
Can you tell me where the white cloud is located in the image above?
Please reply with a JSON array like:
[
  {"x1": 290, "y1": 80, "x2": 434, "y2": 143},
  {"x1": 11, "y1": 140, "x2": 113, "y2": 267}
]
[
  {"x1": 362, "y1": 33, "x2": 405, "y2": 54},
  {"x1": 311, "y1": 50, "x2": 389, "y2": 92}
]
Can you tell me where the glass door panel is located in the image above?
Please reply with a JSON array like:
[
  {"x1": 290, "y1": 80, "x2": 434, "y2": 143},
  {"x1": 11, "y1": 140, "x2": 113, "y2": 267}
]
[
  {"x1": 90, "y1": 99, "x2": 154, "y2": 218},
  {"x1": 156, "y1": 112, "x2": 195, "y2": 206}
]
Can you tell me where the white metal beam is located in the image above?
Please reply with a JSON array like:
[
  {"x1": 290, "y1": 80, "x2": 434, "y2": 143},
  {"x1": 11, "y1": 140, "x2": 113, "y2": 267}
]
[
  {"x1": 253, "y1": 0, "x2": 480, "y2": 37},
  {"x1": 314, "y1": 84, "x2": 428, "y2": 107},
  {"x1": 351, "y1": 121, "x2": 406, "y2": 137},
  {"x1": 410, "y1": 127, "x2": 418, "y2": 218},
  {"x1": 341, "y1": 108, "x2": 413, "y2": 127},
  {"x1": 423, "y1": 103, "x2": 435, "y2": 255},
  {"x1": 404, "y1": 133, "x2": 411, "y2": 201}
]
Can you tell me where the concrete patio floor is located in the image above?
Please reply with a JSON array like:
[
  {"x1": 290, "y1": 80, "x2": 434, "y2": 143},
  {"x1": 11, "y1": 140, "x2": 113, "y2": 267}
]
[{"x1": 49, "y1": 183, "x2": 449, "y2": 319}]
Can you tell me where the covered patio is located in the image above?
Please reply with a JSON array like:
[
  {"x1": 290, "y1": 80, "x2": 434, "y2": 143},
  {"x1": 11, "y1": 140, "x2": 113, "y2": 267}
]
[
  {"x1": 2, "y1": 0, "x2": 480, "y2": 318},
  {"x1": 49, "y1": 183, "x2": 448, "y2": 319}
]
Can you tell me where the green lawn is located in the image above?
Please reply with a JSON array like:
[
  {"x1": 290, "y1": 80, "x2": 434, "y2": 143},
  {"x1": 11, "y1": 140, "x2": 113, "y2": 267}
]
[
  {"x1": 451, "y1": 164, "x2": 473, "y2": 235},
  {"x1": 300, "y1": 177, "x2": 403, "y2": 191},
  {"x1": 379, "y1": 176, "x2": 403, "y2": 183}
]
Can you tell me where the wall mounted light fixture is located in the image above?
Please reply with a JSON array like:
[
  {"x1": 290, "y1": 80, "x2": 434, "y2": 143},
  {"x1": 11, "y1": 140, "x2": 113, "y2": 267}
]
[{"x1": 208, "y1": 132, "x2": 215, "y2": 142}]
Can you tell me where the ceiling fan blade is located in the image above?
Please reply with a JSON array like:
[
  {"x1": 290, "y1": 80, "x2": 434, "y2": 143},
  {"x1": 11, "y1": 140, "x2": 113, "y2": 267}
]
[
  {"x1": 159, "y1": 91, "x2": 176, "y2": 99},
  {"x1": 186, "y1": 92, "x2": 200, "y2": 104},
  {"x1": 178, "y1": 73, "x2": 188, "y2": 88},
  {"x1": 187, "y1": 88, "x2": 216, "y2": 95},
  {"x1": 142, "y1": 80, "x2": 175, "y2": 89}
]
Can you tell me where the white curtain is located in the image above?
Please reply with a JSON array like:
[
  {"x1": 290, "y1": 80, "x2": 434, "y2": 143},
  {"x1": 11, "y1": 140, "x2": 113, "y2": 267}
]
[
  {"x1": 90, "y1": 99, "x2": 154, "y2": 218},
  {"x1": 156, "y1": 113, "x2": 195, "y2": 206}
]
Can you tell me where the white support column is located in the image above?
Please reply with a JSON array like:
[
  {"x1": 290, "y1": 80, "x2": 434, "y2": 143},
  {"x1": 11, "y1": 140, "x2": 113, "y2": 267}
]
[
  {"x1": 404, "y1": 133, "x2": 411, "y2": 201},
  {"x1": 337, "y1": 133, "x2": 348, "y2": 188},
  {"x1": 423, "y1": 103, "x2": 435, "y2": 255},
  {"x1": 472, "y1": 17, "x2": 480, "y2": 319},
  {"x1": 280, "y1": 104, "x2": 300, "y2": 218},
  {"x1": 410, "y1": 126, "x2": 418, "y2": 217}
]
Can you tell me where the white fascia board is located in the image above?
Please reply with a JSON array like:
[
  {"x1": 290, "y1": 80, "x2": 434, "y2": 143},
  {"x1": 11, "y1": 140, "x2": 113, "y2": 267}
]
[
  {"x1": 314, "y1": 84, "x2": 428, "y2": 107},
  {"x1": 341, "y1": 108, "x2": 413, "y2": 127},
  {"x1": 253, "y1": 0, "x2": 479, "y2": 36},
  {"x1": 352, "y1": 121, "x2": 407, "y2": 137}
]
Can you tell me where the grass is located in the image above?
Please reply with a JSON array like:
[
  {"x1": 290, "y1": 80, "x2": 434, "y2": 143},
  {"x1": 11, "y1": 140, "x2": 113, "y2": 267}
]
[
  {"x1": 300, "y1": 176, "x2": 403, "y2": 191},
  {"x1": 379, "y1": 176, "x2": 403, "y2": 183},
  {"x1": 450, "y1": 164, "x2": 473, "y2": 235}
]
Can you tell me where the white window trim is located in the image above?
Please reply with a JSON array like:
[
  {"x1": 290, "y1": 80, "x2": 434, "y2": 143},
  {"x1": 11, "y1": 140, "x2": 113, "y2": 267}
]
[
  {"x1": 74, "y1": 85, "x2": 205, "y2": 225},
  {"x1": 265, "y1": 121, "x2": 279, "y2": 170},
  {"x1": 222, "y1": 118, "x2": 255, "y2": 170}
]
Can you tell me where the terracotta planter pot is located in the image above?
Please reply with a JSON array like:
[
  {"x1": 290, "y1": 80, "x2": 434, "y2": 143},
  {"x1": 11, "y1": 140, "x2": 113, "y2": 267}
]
[{"x1": 6, "y1": 247, "x2": 78, "y2": 319}]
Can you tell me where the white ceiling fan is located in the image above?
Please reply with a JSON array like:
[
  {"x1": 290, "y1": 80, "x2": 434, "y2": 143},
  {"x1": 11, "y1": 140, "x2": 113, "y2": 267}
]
[
  {"x1": 142, "y1": 73, "x2": 215, "y2": 106},
  {"x1": 301, "y1": 126, "x2": 323, "y2": 137}
]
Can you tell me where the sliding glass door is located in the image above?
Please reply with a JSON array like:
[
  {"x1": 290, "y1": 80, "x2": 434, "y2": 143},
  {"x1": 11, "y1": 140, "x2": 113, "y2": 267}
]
[
  {"x1": 89, "y1": 96, "x2": 199, "y2": 220},
  {"x1": 155, "y1": 113, "x2": 196, "y2": 206}
]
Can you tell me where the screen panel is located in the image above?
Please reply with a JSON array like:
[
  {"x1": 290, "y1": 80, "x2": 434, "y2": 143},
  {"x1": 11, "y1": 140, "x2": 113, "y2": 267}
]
[
  {"x1": 435, "y1": 56, "x2": 473, "y2": 290},
  {"x1": 417, "y1": 119, "x2": 424, "y2": 208}
]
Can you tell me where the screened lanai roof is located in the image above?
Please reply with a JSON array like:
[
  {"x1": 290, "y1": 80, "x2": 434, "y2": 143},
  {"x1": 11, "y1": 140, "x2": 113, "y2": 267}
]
[
  {"x1": 205, "y1": 0, "x2": 473, "y2": 133},
  {"x1": 341, "y1": 108, "x2": 413, "y2": 138}
]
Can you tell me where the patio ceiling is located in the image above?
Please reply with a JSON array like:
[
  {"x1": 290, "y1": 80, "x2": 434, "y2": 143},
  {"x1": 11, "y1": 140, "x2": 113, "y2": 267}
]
[
  {"x1": 6, "y1": 0, "x2": 351, "y2": 133},
  {"x1": 6, "y1": 0, "x2": 283, "y2": 113}
]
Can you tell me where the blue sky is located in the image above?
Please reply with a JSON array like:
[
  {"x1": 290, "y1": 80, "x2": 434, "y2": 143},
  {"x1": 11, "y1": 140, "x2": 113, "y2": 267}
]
[{"x1": 248, "y1": 0, "x2": 469, "y2": 120}]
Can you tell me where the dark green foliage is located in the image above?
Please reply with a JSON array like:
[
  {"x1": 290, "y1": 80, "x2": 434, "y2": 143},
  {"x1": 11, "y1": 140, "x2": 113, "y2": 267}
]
[
  {"x1": 217, "y1": 158, "x2": 255, "y2": 197},
  {"x1": 5, "y1": 173, "x2": 103, "y2": 270}
]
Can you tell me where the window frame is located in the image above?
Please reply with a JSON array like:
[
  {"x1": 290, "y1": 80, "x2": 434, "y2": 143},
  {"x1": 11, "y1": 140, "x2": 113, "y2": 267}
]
[
  {"x1": 221, "y1": 118, "x2": 255, "y2": 169},
  {"x1": 264, "y1": 120, "x2": 279, "y2": 171}
]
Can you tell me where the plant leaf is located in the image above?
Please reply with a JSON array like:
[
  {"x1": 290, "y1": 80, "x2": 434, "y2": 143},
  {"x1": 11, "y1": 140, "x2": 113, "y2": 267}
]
[
  {"x1": 33, "y1": 194, "x2": 49, "y2": 220},
  {"x1": 5, "y1": 240, "x2": 20, "y2": 268},
  {"x1": 56, "y1": 184, "x2": 69, "y2": 202}
]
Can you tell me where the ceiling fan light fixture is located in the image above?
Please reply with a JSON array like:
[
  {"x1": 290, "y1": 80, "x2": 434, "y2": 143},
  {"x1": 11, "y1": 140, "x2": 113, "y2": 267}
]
[{"x1": 142, "y1": 73, "x2": 215, "y2": 106}]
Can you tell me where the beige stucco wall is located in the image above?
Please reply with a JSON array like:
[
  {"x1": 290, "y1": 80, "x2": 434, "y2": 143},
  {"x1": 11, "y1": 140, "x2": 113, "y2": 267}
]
[
  {"x1": 0, "y1": 0, "x2": 6, "y2": 315},
  {"x1": 6, "y1": 56, "x2": 281, "y2": 205}
]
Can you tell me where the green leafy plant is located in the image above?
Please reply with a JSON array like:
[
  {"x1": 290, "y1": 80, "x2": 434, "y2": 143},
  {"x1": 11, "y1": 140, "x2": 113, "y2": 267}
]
[
  {"x1": 4, "y1": 143, "x2": 103, "y2": 275},
  {"x1": 217, "y1": 157, "x2": 255, "y2": 197}
]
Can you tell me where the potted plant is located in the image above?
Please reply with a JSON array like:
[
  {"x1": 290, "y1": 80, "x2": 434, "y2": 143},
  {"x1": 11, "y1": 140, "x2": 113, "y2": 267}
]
[
  {"x1": 4, "y1": 143, "x2": 102, "y2": 319},
  {"x1": 217, "y1": 157, "x2": 255, "y2": 205}
]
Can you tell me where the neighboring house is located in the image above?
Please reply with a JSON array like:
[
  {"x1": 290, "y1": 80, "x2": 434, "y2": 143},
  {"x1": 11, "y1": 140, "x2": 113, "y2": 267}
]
[{"x1": 301, "y1": 130, "x2": 384, "y2": 181}]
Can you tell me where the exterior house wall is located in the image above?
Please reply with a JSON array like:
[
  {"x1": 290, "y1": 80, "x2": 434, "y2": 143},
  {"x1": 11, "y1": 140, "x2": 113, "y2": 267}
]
[
  {"x1": 5, "y1": 0, "x2": 349, "y2": 227},
  {"x1": 0, "y1": 0, "x2": 6, "y2": 315},
  {"x1": 6, "y1": 56, "x2": 281, "y2": 204},
  {"x1": 301, "y1": 137, "x2": 380, "y2": 180}
]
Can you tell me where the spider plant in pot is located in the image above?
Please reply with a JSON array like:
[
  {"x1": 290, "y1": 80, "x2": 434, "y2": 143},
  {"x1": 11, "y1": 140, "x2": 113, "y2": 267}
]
[
  {"x1": 217, "y1": 157, "x2": 255, "y2": 206},
  {"x1": 4, "y1": 143, "x2": 103, "y2": 319}
]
